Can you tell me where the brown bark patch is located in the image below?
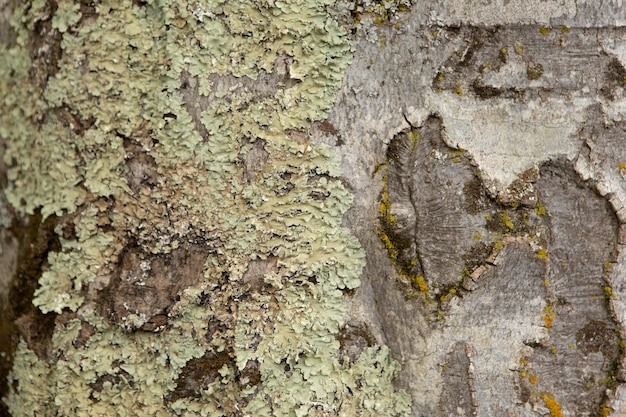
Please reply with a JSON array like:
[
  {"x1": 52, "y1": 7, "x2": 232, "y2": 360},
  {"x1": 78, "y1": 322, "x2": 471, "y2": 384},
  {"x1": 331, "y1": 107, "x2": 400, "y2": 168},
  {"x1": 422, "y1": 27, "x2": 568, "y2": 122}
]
[
  {"x1": 120, "y1": 132, "x2": 159, "y2": 193},
  {"x1": 103, "y1": 243, "x2": 210, "y2": 330},
  {"x1": 336, "y1": 322, "x2": 376, "y2": 364},
  {"x1": 165, "y1": 351, "x2": 238, "y2": 403}
]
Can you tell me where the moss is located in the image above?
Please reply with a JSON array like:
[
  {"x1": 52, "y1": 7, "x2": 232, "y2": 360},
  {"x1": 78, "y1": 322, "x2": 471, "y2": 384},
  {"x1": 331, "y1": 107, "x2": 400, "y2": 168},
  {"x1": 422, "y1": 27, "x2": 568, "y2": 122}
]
[
  {"x1": 539, "y1": 26, "x2": 550, "y2": 36},
  {"x1": 2, "y1": 0, "x2": 410, "y2": 415}
]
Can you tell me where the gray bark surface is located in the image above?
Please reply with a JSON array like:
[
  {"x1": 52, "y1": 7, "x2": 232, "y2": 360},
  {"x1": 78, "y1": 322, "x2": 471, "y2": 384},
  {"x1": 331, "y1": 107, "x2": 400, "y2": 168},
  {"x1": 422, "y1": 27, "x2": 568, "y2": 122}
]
[{"x1": 320, "y1": 2, "x2": 626, "y2": 415}]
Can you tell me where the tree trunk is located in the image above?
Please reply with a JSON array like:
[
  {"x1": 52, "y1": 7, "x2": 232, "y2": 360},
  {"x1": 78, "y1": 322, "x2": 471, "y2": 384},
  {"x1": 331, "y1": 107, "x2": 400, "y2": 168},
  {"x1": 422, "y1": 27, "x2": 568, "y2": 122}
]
[{"x1": 1, "y1": 1, "x2": 626, "y2": 416}]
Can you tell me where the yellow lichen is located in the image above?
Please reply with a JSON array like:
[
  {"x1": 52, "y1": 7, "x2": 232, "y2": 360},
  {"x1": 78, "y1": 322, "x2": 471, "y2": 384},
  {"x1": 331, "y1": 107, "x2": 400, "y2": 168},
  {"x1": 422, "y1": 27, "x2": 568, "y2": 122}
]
[
  {"x1": 604, "y1": 286, "x2": 616, "y2": 299},
  {"x1": 539, "y1": 26, "x2": 550, "y2": 36},
  {"x1": 378, "y1": 229, "x2": 398, "y2": 260},
  {"x1": 414, "y1": 276, "x2": 429, "y2": 292},
  {"x1": 541, "y1": 393, "x2": 564, "y2": 417},
  {"x1": 500, "y1": 212, "x2": 514, "y2": 231},
  {"x1": 534, "y1": 202, "x2": 547, "y2": 216},
  {"x1": 372, "y1": 162, "x2": 388, "y2": 177},
  {"x1": 600, "y1": 404, "x2": 614, "y2": 417},
  {"x1": 529, "y1": 375, "x2": 538, "y2": 384},
  {"x1": 537, "y1": 249, "x2": 548, "y2": 260},
  {"x1": 543, "y1": 304, "x2": 555, "y2": 328}
]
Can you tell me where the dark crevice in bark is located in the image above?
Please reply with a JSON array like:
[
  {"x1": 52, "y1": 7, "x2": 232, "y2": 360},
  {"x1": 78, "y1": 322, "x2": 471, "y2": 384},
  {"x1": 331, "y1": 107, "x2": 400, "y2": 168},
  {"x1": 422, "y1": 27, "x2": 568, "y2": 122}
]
[
  {"x1": 0, "y1": 210, "x2": 61, "y2": 409},
  {"x1": 29, "y1": 2, "x2": 63, "y2": 95}
]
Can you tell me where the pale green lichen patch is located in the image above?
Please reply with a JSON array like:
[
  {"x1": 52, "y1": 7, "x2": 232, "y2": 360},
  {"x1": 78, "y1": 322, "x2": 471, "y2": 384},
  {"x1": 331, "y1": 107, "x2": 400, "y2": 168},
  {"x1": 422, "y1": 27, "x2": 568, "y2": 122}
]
[
  {"x1": 2, "y1": 0, "x2": 410, "y2": 415},
  {"x1": 51, "y1": 2, "x2": 81, "y2": 33}
]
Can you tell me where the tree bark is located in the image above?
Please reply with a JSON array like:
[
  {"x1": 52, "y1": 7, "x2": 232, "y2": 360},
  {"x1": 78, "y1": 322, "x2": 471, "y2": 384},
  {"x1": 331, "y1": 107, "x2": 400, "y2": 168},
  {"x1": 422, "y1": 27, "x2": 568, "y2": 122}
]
[{"x1": 2, "y1": 1, "x2": 626, "y2": 417}]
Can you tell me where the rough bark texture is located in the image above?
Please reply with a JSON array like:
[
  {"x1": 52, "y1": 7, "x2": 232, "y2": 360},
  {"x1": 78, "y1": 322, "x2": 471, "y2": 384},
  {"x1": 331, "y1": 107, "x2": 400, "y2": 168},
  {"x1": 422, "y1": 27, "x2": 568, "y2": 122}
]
[{"x1": 2, "y1": 1, "x2": 626, "y2": 417}]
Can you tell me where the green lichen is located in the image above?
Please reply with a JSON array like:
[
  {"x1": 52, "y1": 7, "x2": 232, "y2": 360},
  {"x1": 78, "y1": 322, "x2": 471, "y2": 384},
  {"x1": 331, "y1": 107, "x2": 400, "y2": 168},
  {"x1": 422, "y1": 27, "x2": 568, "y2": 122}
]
[
  {"x1": 51, "y1": 2, "x2": 81, "y2": 33},
  {"x1": 2, "y1": 0, "x2": 410, "y2": 415}
]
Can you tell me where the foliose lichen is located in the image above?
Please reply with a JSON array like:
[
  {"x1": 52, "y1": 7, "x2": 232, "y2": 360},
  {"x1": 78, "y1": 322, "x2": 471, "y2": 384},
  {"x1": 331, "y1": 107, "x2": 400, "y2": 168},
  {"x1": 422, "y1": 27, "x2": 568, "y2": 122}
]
[{"x1": 1, "y1": 0, "x2": 410, "y2": 415}]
